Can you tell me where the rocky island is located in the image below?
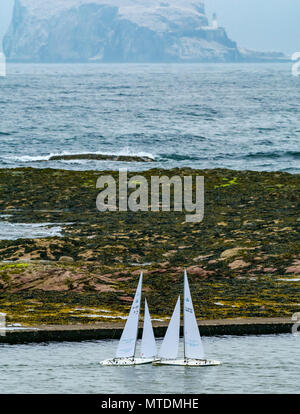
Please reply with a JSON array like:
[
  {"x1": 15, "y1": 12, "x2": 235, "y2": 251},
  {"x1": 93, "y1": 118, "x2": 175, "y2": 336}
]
[{"x1": 4, "y1": 0, "x2": 287, "y2": 63}]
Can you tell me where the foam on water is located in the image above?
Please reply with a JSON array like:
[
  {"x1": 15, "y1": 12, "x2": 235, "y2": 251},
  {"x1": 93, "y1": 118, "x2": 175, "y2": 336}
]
[
  {"x1": 0, "y1": 220, "x2": 64, "y2": 240},
  {"x1": 7, "y1": 149, "x2": 156, "y2": 163}
]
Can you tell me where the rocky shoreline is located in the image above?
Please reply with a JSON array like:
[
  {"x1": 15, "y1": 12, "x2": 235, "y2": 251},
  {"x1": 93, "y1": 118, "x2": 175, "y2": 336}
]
[{"x1": 0, "y1": 167, "x2": 299, "y2": 326}]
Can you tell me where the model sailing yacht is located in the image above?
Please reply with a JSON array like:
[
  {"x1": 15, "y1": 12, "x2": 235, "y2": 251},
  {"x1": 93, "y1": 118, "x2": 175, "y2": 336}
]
[
  {"x1": 153, "y1": 270, "x2": 221, "y2": 366},
  {"x1": 100, "y1": 272, "x2": 157, "y2": 366}
]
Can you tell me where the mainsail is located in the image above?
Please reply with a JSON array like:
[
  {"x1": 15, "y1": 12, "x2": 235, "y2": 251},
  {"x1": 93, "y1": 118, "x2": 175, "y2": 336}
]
[
  {"x1": 158, "y1": 296, "x2": 180, "y2": 360},
  {"x1": 184, "y1": 270, "x2": 205, "y2": 360},
  {"x1": 116, "y1": 272, "x2": 143, "y2": 358},
  {"x1": 140, "y1": 298, "x2": 157, "y2": 358}
]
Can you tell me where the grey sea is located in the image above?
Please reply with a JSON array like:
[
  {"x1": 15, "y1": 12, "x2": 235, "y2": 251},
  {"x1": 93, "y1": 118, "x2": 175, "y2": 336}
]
[
  {"x1": 0, "y1": 62, "x2": 299, "y2": 173},
  {"x1": 0, "y1": 335, "x2": 299, "y2": 394}
]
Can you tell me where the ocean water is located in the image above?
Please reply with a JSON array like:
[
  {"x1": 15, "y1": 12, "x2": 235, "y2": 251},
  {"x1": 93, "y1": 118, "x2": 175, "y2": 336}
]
[
  {"x1": 0, "y1": 63, "x2": 299, "y2": 173},
  {"x1": 0, "y1": 219, "x2": 64, "y2": 240},
  {"x1": 0, "y1": 334, "x2": 299, "y2": 394}
]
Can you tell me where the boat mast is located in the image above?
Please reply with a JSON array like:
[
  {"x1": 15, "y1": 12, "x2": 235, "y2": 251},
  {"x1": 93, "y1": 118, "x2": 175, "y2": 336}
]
[
  {"x1": 183, "y1": 269, "x2": 186, "y2": 361},
  {"x1": 133, "y1": 271, "x2": 143, "y2": 358}
]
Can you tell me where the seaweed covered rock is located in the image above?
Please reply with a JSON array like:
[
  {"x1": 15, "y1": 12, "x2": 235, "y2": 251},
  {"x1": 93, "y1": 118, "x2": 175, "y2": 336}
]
[
  {"x1": 48, "y1": 154, "x2": 154, "y2": 162},
  {"x1": 0, "y1": 167, "x2": 299, "y2": 324}
]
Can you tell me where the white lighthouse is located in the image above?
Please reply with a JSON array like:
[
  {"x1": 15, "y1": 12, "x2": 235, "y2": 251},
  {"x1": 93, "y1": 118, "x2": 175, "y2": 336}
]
[{"x1": 212, "y1": 13, "x2": 218, "y2": 29}]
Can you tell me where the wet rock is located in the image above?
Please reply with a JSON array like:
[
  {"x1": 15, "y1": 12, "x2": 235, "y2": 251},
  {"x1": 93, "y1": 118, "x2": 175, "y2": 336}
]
[
  {"x1": 229, "y1": 260, "x2": 251, "y2": 270},
  {"x1": 49, "y1": 154, "x2": 154, "y2": 162},
  {"x1": 220, "y1": 247, "x2": 255, "y2": 260},
  {"x1": 186, "y1": 266, "x2": 215, "y2": 277},
  {"x1": 59, "y1": 256, "x2": 74, "y2": 263},
  {"x1": 285, "y1": 260, "x2": 300, "y2": 275}
]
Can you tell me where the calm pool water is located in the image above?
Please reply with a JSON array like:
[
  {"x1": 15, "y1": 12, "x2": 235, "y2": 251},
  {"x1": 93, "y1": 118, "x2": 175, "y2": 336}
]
[{"x1": 0, "y1": 334, "x2": 299, "y2": 394}]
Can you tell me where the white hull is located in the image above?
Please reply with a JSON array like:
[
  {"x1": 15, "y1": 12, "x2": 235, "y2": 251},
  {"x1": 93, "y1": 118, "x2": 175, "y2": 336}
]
[
  {"x1": 100, "y1": 357, "x2": 156, "y2": 366},
  {"x1": 152, "y1": 358, "x2": 221, "y2": 367}
]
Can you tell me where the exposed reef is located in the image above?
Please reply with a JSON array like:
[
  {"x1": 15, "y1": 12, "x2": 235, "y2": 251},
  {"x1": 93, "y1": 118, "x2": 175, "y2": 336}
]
[
  {"x1": 0, "y1": 167, "x2": 299, "y2": 325},
  {"x1": 48, "y1": 154, "x2": 154, "y2": 162}
]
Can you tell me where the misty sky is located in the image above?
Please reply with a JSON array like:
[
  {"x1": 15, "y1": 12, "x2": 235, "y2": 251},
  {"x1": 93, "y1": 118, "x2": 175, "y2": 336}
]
[{"x1": 0, "y1": 0, "x2": 299, "y2": 54}]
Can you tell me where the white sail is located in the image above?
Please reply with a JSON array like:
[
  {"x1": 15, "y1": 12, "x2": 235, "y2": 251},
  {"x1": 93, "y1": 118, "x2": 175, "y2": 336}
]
[
  {"x1": 140, "y1": 299, "x2": 157, "y2": 358},
  {"x1": 184, "y1": 270, "x2": 205, "y2": 360},
  {"x1": 158, "y1": 296, "x2": 180, "y2": 360},
  {"x1": 116, "y1": 272, "x2": 143, "y2": 358}
]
